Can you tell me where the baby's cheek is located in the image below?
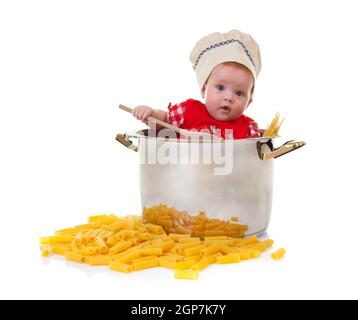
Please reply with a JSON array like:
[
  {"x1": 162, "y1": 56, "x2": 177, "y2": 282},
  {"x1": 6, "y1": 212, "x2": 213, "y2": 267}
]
[{"x1": 205, "y1": 101, "x2": 216, "y2": 114}]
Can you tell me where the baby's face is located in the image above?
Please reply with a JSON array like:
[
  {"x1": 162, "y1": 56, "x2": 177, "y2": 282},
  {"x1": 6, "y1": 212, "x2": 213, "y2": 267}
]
[{"x1": 202, "y1": 62, "x2": 254, "y2": 121}]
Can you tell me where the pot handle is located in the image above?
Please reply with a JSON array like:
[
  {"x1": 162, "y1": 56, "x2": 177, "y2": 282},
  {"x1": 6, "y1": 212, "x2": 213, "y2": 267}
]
[
  {"x1": 257, "y1": 139, "x2": 306, "y2": 160},
  {"x1": 115, "y1": 133, "x2": 138, "y2": 152}
]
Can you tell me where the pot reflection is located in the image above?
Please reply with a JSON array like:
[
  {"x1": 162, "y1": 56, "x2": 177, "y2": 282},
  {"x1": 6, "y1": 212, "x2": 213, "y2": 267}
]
[{"x1": 116, "y1": 129, "x2": 305, "y2": 236}]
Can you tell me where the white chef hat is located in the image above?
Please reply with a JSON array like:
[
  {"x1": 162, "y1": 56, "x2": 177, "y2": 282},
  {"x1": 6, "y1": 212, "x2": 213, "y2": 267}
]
[{"x1": 190, "y1": 30, "x2": 262, "y2": 91}]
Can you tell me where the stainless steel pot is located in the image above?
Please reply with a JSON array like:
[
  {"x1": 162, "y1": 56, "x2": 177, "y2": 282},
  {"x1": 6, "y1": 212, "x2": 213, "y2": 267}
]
[{"x1": 116, "y1": 129, "x2": 305, "y2": 236}]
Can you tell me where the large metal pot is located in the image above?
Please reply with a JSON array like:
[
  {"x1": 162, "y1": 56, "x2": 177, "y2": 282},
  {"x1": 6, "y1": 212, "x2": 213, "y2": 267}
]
[{"x1": 116, "y1": 129, "x2": 305, "y2": 236}]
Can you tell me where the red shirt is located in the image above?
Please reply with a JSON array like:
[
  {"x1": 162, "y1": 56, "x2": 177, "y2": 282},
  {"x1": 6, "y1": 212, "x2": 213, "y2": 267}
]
[{"x1": 168, "y1": 99, "x2": 260, "y2": 139}]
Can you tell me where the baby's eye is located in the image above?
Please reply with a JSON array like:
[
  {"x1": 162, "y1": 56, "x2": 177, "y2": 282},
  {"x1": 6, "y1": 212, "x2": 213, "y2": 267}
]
[
  {"x1": 216, "y1": 84, "x2": 224, "y2": 91},
  {"x1": 236, "y1": 91, "x2": 244, "y2": 97}
]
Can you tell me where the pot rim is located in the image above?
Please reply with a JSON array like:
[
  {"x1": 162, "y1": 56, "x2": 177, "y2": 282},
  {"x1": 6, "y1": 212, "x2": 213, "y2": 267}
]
[{"x1": 126, "y1": 129, "x2": 279, "y2": 144}]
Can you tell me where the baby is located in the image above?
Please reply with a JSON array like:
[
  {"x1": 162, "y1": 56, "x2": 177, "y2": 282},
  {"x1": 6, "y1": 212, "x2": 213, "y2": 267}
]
[{"x1": 133, "y1": 30, "x2": 262, "y2": 139}]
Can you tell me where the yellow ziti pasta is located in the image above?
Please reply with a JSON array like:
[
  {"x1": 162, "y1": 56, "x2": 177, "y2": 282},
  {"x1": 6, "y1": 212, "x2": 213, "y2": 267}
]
[
  {"x1": 88, "y1": 255, "x2": 111, "y2": 266},
  {"x1": 40, "y1": 211, "x2": 278, "y2": 280},
  {"x1": 271, "y1": 248, "x2": 286, "y2": 260},
  {"x1": 109, "y1": 261, "x2": 133, "y2": 273},
  {"x1": 174, "y1": 269, "x2": 199, "y2": 280},
  {"x1": 40, "y1": 245, "x2": 52, "y2": 257},
  {"x1": 216, "y1": 253, "x2": 241, "y2": 264}
]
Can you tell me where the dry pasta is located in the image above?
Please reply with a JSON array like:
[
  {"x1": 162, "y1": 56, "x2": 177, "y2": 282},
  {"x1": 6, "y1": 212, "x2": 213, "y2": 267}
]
[
  {"x1": 262, "y1": 112, "x2": 284, "y2": 137},
  {"x1": 109, "y1": 261, "x2": 133, "y2": 273},
  {"x1": 191, "y1": 257, "x2": 210, "y2": 271},
  {"x1": 40, "y1": 245, "x2": 51, "y2": 257},
  {"x1": 40, "y1": 209, "x2": 279, "y2": 280},
  {"x1": 271, "y1": 248, "x2": 286, "y2": 260},
  {"x1": 216, "y1": 253, "x2": 241, "y2": 264},
  {"x1": 183, "y1": 244, "x2": 206, "y2": 257},
  {"x1": 109, "y1": 240, "x2": 134, "y2": 255},
  {"x1": 132, "y1": 258, "x2": 158, "y2": 271},
  {"x1": 88, "y1": 255, "x2": 112, "y2": 266},
  {"x1": 138, "y1": 247, "x2": 162, "y2": 256},
  {"x1": 51, "y1": 245, "x2": 70, "y2": 255},
  {"x1": 157, "y1": 257, "x2": 176, "y2": 269},
  {"x1": 175, "y1": 260, "x2": 197, "y2": 270},
  {"x1": 201, "y1": 243, "x2": 220, "y2": 256},
  {"x1": 65, "y1": 251, "x2": 87, "y2": 263},
  {"x1": 175, "y1": 269, "x2": 199, "y2": 280}
]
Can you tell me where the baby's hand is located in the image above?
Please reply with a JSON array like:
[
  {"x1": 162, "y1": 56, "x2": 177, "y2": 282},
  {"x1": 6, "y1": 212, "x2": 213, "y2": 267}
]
[{"x1": 132, "y1": 105, "x2": 153, "y2": 123}]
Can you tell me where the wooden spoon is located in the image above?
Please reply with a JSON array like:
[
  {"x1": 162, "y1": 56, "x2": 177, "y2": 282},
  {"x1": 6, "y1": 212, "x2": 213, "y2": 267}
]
[{"x1": 118, "y1": 104, "x2": 221, "y2": 141}]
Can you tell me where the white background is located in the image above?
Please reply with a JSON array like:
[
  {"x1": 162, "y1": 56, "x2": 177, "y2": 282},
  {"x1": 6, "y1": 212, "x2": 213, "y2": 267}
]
[{"x1": 1, "y1": 0, "x2": 358, "y2": 300}]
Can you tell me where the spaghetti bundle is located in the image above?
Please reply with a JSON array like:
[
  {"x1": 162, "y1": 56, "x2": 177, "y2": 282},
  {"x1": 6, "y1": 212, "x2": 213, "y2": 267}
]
[{"x1": 262, "y1": 112, "x2": 284, "y2": 137}]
